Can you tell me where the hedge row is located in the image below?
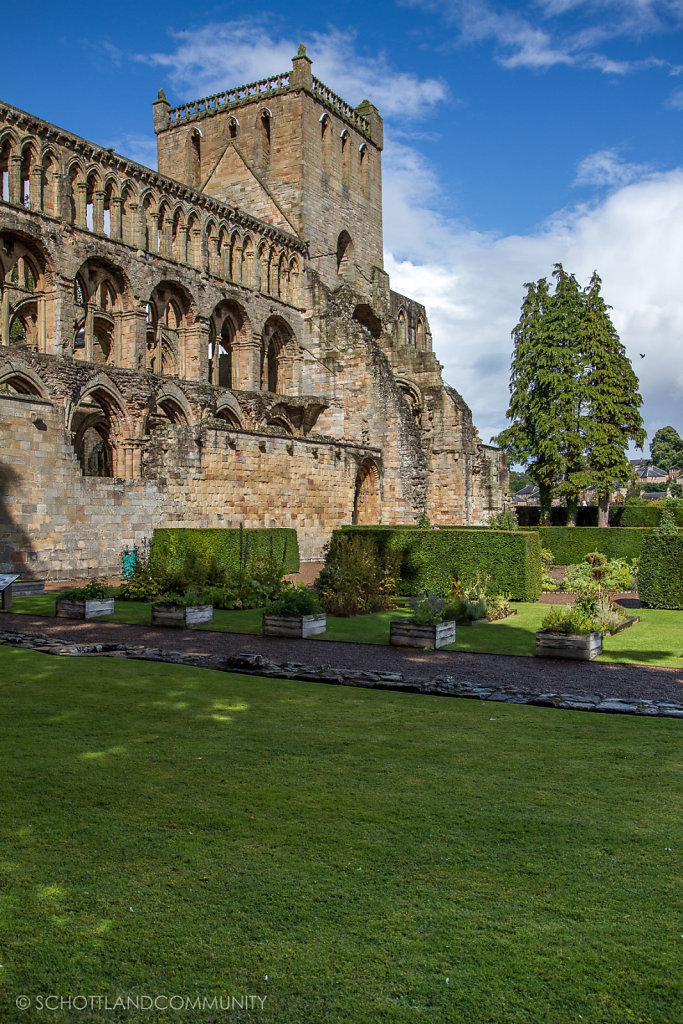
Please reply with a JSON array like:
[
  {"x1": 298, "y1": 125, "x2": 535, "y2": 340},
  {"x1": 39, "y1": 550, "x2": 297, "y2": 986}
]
[
  {"x1": 638, "y1": 534, "x2": 683, "y2": 609},
  {"x1": 150, "y1": 528, "x2": 300, "y2": 582},
  {"x1": 536, "y1": 527, "x2": 654, "y2": 565},
  {"x1": 616, "y1": 501, "x2": 683, "y2": 528},
  {"x1": 516, "y1": 501, "x2": 683, "y2": 528},
  {"x1": 335, "y1": 527, "x2": 542, "y2": 602}
]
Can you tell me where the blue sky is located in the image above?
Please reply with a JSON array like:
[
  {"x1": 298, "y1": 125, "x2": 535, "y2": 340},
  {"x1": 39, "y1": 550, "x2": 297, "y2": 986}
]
[{"x1": 4, "y1": 0, "x2": 683, "y2": 450}]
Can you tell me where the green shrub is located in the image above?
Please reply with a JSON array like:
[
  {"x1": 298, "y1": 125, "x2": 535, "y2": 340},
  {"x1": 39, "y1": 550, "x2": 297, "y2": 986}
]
[
  {"x1": 541, "y1": 593, "x2": 627, "y2": 635},
  {"x1": 265, "y1": 584, "x2": 322, "y2": 616},
  {"x1": 638, "y1": 533, "x2": 683, "y2": 609},
  {"x1": 487, "y1": 508, "x2": 518, "y2": 530},
  {"x1": 562, "y1": 555, "x2": 636, "y2": 594},
  {"x1": 333, "y1": 527, "x2": 542, "y2": 603},
  {"x1": 408, "y1": 593, "x2": 452, "y2": 625},
  {"x1": 316, "y1": 535, "x2": 398, "y2": 616},
  {"x1": 150, "y1": 527, "x2": 299, "y2": 589},
  {"x1": 62, "y1": 578, "x2": 112, "y2": 600},
  {"x1": 154, "y1": 586, "x2": 207, "y2": 608},
  {"x1": 118, "y1": 542, "x2": 161, "y2": 601}
]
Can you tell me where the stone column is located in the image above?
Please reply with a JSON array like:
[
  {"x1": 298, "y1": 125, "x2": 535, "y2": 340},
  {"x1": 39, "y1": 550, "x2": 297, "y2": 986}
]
[
  {"x1": 75, "y1": 182, "x2": 87, "y2": 229},
  {"x1": 9, "y1": 155, "x2": 21, "y2": 206},
  {"x1": 93, "y1": 190, "x2": 105, "y2": 234},
  {"x1": 30, "y1": 164, "x2": 42, "y2": 212},
  {"x1": 183, "y1": 317, "x2": 209, "y2": 381},
  {"x1": 110, "y1": 196, "x2": 123, "y2": 240},
  {"x1": 1, "y1": 286, "x2": 10, "y2": 346}
]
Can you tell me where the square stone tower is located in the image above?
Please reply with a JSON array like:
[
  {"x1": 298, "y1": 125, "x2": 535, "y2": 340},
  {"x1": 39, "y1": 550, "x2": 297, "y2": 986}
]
[{"x1": 154, "y1": 45, "x2": 384, "y2": 294}]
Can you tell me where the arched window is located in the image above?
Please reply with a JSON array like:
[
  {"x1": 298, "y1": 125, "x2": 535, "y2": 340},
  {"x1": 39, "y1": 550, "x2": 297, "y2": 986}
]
[
  {"x1": 209, "y1": 301, "x2": 249, "y2": 389},
  {"x1": 120, "y1": 184, "x2": 137, "y2": 246},
  {"x1": 146, "y1": 283, "x2": 193, "y2": 378},
  {"x1": 0, "y1": 136, "x2": 11, "y2": 202},
  {"x1": 242, "y1": 235, "x2": 255, "y2": 288},
  {"x1": 189, "y1": 129, "x2": 202, "y2": 186},
  {"x1": 416, "y1": 316, "x2": 426, "y2": 350},
  {"x1": 20, "y1": 143, "x2": 35, "y2": 209},
  {"x1": 206, "y1": 221, "x2": 219, "y2": 275},
  {"x1": 353, "y1": 459, "x2": 381, "y2": 525},
  {"x1": 261, "y1": 316, "x2": 296, "y2": 394},
  {"x1": 103, "y1": 180, "x2": 117, "y2": 238},
  {"x1": 85, "y1": 170, "x2": 103, "y2": 233},
  {"x1": 340, "y1": 131, "x2": 350, "y2": 186},
  {"x1": 171, "y1": 208, "x2": 185, "y2": 263},
  {"x1": 228, "y1": 117, "x2": 239, "y2": 140},
  {"x1": 209, "y1": 318, "x2": 234, "y2": 388},
  {"x1": 72, "y1": 266, "x2": 122, "y2": 365},
  {"x1": 186, "y1": 214, "x2": 201, "y2": 269},
  {"x1": 288, "y1": 257, "x2": 300, "y2": 306},
  {"x1": 359, "y1": 144, "x2": 369, "y2": 198},
  {"x1": 69, "y1": 382, "x2": 131, "y2": 478},
  {"x1": 336, "y1": 231, "x2": 354, "y2": 281},
  {"x1": 320, "y1": 115, "x2": 331, "y2": 175},
  {"x1": 260, "y1": 110, "x2": 271, "y2": 164},
  {"x1": 5, "y1": 252, "x2": 39, "y2": 348},
  {"x1": 396, "y1": 309, "x2": 407, "y2": 346}
]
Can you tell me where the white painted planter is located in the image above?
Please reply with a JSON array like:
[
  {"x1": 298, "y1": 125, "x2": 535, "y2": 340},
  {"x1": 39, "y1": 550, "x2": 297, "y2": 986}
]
[
  {"x1": 262, "y1": 613, "x2": 327, "y2": 638},
  {"x1": 151, "y1": 604, "x2": 213, "y2": 628},
  {"x1": 535, "y1": 628, "x2": 602, "y2": 661},
  {"x1": 56, "y1": 598, "x2": 115, "y2": 619},
  {"x1": 390, "y1": 619, "x2": 456, "y2": 649}
]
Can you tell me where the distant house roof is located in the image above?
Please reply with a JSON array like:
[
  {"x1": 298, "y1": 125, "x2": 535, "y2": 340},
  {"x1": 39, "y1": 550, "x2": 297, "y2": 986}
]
[
  {"x1": 640, "y1": 491, "x2": 668, "y2": 500},
  {"x1": 629, "y1": 460, "x2": 668, "y2": 479},
  {"x1": 514, "y1": 484, "x2": 537, "y2": 496}
]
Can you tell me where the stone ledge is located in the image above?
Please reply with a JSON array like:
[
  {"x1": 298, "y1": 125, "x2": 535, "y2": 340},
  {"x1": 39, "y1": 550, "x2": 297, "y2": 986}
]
[{"x1": 1, "y1": 630, "x2": 682, "y2": 719}]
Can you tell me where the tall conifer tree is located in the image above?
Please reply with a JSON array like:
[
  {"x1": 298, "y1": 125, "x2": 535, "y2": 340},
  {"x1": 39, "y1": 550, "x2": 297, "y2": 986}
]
[{"x1": 495, "y1": 266, "x2": 644, "y2": 525}]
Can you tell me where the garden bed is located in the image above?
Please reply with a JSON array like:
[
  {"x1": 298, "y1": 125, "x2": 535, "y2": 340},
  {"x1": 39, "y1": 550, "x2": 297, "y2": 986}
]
[{"x1": 55, "y1": 598, "x2": 115, "y2": 620}]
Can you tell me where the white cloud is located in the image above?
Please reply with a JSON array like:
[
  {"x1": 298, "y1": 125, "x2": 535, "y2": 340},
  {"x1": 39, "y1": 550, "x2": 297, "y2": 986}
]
[
  {"x1": 136, "y1": 22, "x2": 448, "y2": 120},
  {"x1": 574, "y1": 148, "x2": 653, "y2": 187},
  {"x1": 404, "y1": 0, "x2": 683, "y2": 75},
  {"x1": 383, "y1": 162, "x2": 683, "y2": 448},
  {"x1": 106, "y1": 134, "x2": 158, "y2": 170},
  {"x1": 666, "y1": 86, "x2": 683, "y2": 108}
]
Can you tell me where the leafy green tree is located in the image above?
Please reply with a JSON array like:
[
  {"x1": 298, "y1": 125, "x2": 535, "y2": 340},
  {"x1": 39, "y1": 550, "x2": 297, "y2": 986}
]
[
  {"x1": 508, "y1": 470, "x2": 533, "y2": 493},
  {"x1": 495, "y1": 265, "x2": 644, "y2": 526},
  {"x1": 650, "y1": 426, "x2": 683, "y2": 472}
]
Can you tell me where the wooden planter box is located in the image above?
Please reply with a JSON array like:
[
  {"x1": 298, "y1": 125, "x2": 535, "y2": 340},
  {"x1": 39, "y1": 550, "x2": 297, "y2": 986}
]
[
  {"x1": 56, "y1": 598, "x2": 115, "y2": 619},
  {"x1": 390, "y1": 619, "x2": 456, "y2": 649},
  {"x1": 535, "y1": 628, "x2": 602, "y2": 661},
  {"x1": 151, "y1": 604, "x2": 213, "y2": 628},
  {"x1": 262, "y1": 613, "x2": 327, "y2": 638}
]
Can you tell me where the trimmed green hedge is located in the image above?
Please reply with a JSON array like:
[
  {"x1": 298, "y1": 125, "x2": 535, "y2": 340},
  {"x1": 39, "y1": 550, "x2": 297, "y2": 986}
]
[
  {"x1": 638, "y1": 534, "x2": 683, "y2": 608},
  {"x1": 150, "y1": 528, "x2": 299, "y2": 583},
  {"x1": 618, "y1": 501, "x2": 683, "y2": 528},
  {"x1": 333, "y1": 527, "x2": 542, "y2": 602},
  {"x1": 537, "y1": 527, "x2": 654, "y2": 565}
]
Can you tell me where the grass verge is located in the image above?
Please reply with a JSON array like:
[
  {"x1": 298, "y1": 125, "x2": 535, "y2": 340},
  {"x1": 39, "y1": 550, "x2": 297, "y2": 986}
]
[{"x1": 0, "y1": 647, "x2": 680, "y2": 1023}]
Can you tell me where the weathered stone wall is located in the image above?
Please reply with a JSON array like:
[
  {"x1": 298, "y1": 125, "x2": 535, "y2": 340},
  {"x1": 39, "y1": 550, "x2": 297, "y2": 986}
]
[{"x1": 0, "y1": 390, "x2": 382, "y2": 577}]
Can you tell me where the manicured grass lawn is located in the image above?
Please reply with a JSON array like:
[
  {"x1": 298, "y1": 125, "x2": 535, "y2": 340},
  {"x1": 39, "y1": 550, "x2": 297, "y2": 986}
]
[
  {"x1": 8, "y1": 594, "x2": 683, "y2": 667},
  {"x1": 0, "y1": 647, "x2": 680, "y2": 1023}
]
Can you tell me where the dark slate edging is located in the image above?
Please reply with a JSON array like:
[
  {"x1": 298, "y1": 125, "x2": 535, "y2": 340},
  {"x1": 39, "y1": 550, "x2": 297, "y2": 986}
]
[{"x1": 2, "y1": 630, "x2": 682, "y2": 719}]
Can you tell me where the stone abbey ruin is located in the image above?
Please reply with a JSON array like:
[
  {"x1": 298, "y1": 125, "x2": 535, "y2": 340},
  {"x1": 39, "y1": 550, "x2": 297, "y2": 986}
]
[{"x1": 0, "y1": 45, "x2": 506, "y2": 579}]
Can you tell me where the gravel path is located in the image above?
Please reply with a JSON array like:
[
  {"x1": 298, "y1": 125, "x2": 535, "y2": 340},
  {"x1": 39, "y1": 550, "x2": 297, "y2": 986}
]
[{"x1": 3, "y1": 612, "x2": 682, "y2": 704}]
